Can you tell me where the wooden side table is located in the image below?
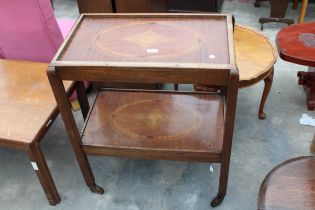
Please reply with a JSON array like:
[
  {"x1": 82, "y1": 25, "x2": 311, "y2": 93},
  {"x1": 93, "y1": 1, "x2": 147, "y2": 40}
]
[
  {"x1": 277, "y1": 21, "x2": 315, "y2": 152},
  {"x1": 195, "y1": 25, "x2": 277, "y2": 119},
  {"x1": 0, "y1": 59, "x2": 74, "y2": 205},
  {"x1": 48, "y1": 13, "x2": 238, "y2": 207},
  {"x1": 277, "y1": 23, "x2": 315, "y2": 110},
  {"x1": 258, "y1": 156, "x2": 315, "y2": 209},
  {"x1": 277, "y1": 22, "x2": 315, "y2": 69}
]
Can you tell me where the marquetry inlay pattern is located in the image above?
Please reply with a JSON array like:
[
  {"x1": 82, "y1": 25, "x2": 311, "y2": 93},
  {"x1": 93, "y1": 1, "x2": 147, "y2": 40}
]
[
  {"x1": 124, "y1": 29, "x2": 173, "y2": 49},
  {"x1": 108, "y1": 99, "x2": 202, "y2": 141},
  {"x1": 93, "y1": 21, "x2": 201, "y2": 59}
]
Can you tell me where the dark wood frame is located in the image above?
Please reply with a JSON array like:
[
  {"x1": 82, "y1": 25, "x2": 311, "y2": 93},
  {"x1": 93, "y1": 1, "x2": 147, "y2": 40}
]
[
  {"x1": 76, "y1": 0, "x2": 113, "y2": 13},
  {"x1": 115, "y1": 0, "x2": 169, "y2": 12},
  {"x1": 258, "y1": 0, "x2": 294, "y2": 31},
  {"x1": 168, "y1": 0, "x2": 224, "y2": 12},
  {"x1": 0, "y1": 82, "x2": 77, "y2": 205},
  {"x1": 47, "y1": 13, "x2": 238, "y2": 207},
  {"x1": 76, "y1": 0, "x2": 223, "y2": 13}
]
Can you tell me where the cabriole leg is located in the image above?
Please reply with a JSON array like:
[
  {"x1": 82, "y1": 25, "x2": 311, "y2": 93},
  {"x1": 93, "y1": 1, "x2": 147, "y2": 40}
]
[{"x1": 259, "y1": 67, "x2": 274, "y2": 119}]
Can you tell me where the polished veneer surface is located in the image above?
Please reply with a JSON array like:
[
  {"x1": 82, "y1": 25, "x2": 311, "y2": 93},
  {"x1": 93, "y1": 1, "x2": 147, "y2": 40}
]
[
  {"x1": 258, "y1": 156, "x2": 315, "y2": 210},
  {"x1": 277, "y1": 22, "x2": 315, "y2": 67},
  {"x1": 194, "y1": 25, "x2": 277, "y2": 119},
  {"x1": 234, "y1": 25, "x2": 277, "y2": 86},
  {"x1": 0, "y1": 59, "x2": 71, "y2": 145},
  {"x1": 59, "y1": 16, "x2": 229, "y2": 64},
  {"x1": 0, "y1": 59, "x2": 74, "y2": 205},
  {"x1": 81, "y1": 90, "x2": 224, "y2": 161}
]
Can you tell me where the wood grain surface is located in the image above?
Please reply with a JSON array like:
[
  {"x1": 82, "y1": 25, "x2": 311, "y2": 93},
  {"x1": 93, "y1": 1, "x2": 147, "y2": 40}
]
[
  {"x1": 0, "y1": 59, "x2": 71, "y2": 145},
  {"x1": 115, "y1": 0, "x2": 153, "y2": 12},
  {"x1": 235, "y1": 25, "x2": 277, "y2": 87},
  {"x1": 258, "y1": 156, "x2": 315, "y2": 210},
  {"x1": 59, "y1": 15, "x2": 229, "y2": 64},
  {"x1": 81, "y1": 90, "x2": 224, "y2": 162},
  {"x1": 76, "y1": 0, "x2": 113, "y2": 13},
  {"x1": 277, "y1": 22, "x2": 315, "y2": 67},
  {"x1": 48, "y1": 14, "x2": 237, "y2": 206}
]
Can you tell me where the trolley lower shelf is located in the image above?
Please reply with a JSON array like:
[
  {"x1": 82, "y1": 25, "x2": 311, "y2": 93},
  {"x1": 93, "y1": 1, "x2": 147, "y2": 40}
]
[{"x1": 81, "y1": 89, "x2": 225, "y2": 162}]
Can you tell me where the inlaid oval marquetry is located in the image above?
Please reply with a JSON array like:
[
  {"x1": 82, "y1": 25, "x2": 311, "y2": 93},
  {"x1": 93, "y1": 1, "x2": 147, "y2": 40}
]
[
  {"x1": 108, "y1": 99, "x2": 202, "y2": 141},
  {"x1": 93, "y1": 22, "x2": 201, "y2": 59}
]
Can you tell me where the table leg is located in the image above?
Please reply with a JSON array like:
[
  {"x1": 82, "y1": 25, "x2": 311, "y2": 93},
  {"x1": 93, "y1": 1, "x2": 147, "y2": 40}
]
[
  {"x1": 259, "y1": 67, "x2": 274, "y2": 120},
  {"x1": 174, "y1": 84, "x2": 179, "y2": 90},
  {"x1": 297, "y1": 71, "x2": 315, "y2": 110},
  {"x1": 298, "y1": 0, "x2": 308, "y2": 23},
  {"x1": 27, "y1": 143, "x2": 60, "y2": 205},
  {"x1": 311, "y1": 134, "x2": 315, "y2": 153},
  {"x1": 211, "y1": 72, "x2": 239, "y2": 207},
  {"x1": 307, "y1": 84, "x2": 315, "y2": 110},
  {"x1": 47, "y1": 68, "x2": 104, "y2": 194},
  {"x1": 254, "y1": 0, "x2": 261, "y2": 7},
  {"x1": 75, "y1": 81, "x2": 90, "y2": 120},
  {"x1": 292, "y1": 0, "x2": 298, "y2": 9}
]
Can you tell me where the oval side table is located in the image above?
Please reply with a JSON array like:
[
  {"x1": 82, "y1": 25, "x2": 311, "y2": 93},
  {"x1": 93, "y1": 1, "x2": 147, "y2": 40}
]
[
  {"x1": 258, "y1": 156, "x2": 315, "y2": 210},
  {"x1": 194, "y1": 25, "x2": 278, "y2": 119}
]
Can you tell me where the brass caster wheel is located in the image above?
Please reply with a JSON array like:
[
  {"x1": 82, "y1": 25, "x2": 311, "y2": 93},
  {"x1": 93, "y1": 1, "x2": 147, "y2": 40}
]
[
  {"x1": 210, "y1": 194, "x2": 225, "y2": 207},
  {"x1": 89, "y1": 184, "x2": 104, "y2": 194}
]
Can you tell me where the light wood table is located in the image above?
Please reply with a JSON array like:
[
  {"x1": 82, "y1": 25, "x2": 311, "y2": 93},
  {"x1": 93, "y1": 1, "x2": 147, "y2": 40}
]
[
  {"x1": 195, "y1": 25, "x2": 277, "y2": 119},
  {"x1": 0, "y1": 59, "x2": 73, "y2": 205}
]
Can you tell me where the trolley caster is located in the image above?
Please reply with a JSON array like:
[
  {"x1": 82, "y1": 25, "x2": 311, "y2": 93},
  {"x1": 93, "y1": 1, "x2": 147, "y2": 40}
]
[
  {"x1": 89, "y1": 184, "x2": 104, "y2": 194},
  {"x1": 210, "y1": 194, "x2": 225, "y2": 207}
]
